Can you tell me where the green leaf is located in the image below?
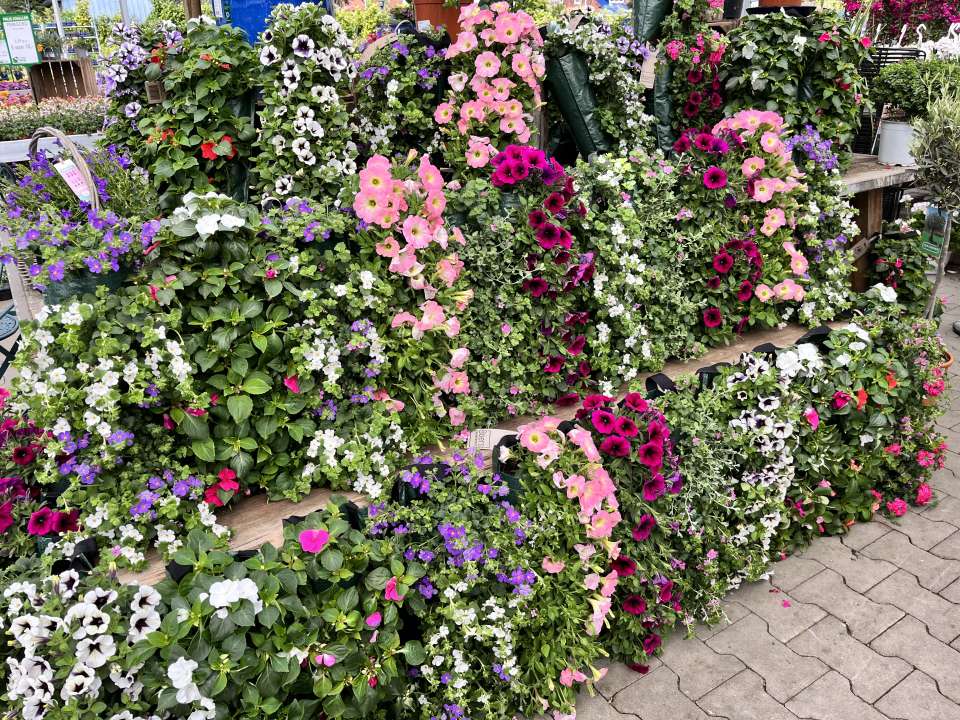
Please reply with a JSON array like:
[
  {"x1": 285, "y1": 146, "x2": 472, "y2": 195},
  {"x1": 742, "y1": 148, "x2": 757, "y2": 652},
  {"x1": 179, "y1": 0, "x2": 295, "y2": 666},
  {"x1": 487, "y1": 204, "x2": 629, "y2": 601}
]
[
  {"x1": 243, "y1": 372, "x2": 272, "y2": 395},
  {"x1": 402, "y1": 640, "x2": 426, "y2": 666},
  {"x1": 178, "y1": 412, "x2": 210, "y2": 440},
  {"x1": 192, "y1": 438, "x2": 216, "y2": 462},
  {"x1": 321, "y1": 549, "x2": 343, "y2": 572},
  {"x1": 259, "y1": 606, "x2": 280, "y2": 628},
  {"x1": 227, "y1": 394, "x2": 253, "y2": 424},
  {"x1": 265, "y1": 279, "x2": 283, "y2": 298}
]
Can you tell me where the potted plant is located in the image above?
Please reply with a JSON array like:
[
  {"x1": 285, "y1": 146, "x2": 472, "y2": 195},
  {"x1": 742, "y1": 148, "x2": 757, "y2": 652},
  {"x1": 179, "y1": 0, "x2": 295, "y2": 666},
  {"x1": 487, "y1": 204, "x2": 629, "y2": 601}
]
[
  {"x1": 913, "y1": 94, "x2": 960, "y2": 212},
  {"x1": 413, "y1": 0, "x2": 470, "y2": 40},
  {"x1": 874, "y1": 59, "x2": 960, "y2": 165}
]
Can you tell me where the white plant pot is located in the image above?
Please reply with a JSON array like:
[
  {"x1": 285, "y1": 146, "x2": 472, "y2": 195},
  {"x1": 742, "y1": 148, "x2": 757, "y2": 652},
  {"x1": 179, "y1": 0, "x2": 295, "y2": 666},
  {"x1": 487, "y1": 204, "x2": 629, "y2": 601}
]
[{"x1": 877, "y1": 120, "x2": 916, "y2": 166}]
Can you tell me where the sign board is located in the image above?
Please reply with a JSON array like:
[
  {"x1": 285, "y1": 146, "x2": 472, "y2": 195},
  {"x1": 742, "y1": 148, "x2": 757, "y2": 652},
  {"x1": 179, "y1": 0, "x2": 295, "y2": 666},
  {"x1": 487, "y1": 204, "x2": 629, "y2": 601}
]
[
  {"x1": 920, "y1": 205, "x2": 951, "y2": 258},
  {"x1": 0, "y1": 13, "x2": 38, "y2": 66},
  {"x1": 0, "y1": 31, "x2": 10, "y2": 66}
]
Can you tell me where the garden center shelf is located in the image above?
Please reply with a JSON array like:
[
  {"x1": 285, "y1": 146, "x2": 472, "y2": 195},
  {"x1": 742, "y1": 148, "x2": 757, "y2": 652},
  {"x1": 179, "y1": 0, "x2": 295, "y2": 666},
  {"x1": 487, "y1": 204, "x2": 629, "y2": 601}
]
[
  {"x1": 116, "y1": 321, "x2": 841, "y2": 587},
  {"x1": 0, "y1": 133, "x2": 102, "y2": 165}
]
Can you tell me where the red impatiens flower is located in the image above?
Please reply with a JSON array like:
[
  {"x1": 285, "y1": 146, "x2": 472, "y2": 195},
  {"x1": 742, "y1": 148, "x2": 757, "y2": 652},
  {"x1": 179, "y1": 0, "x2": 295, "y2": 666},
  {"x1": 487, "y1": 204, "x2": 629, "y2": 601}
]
[
  {"x1": 200, "y1": 141, "x2": 218, "y2": 161},
  {"x1": 856, "y1": 388, "x2": 868, "y2": 411}
]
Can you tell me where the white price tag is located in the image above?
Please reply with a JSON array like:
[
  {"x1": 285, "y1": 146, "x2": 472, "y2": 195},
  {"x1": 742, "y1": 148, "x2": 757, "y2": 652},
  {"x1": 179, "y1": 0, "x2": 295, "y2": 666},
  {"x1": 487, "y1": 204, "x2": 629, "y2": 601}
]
[
  {"x1": 467, "y1": 428, "x2": 516, "y2": 452},
  {"x1": 54, "y1": 158, "x2": 92, "y2": 203}
]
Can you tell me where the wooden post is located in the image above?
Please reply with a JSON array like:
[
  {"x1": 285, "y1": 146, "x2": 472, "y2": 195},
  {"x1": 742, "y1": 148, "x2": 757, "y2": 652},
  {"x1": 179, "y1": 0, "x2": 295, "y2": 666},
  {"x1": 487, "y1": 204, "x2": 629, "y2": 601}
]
[{"x1": 183, "y1": 0, "x2": 203, "y2": 19}]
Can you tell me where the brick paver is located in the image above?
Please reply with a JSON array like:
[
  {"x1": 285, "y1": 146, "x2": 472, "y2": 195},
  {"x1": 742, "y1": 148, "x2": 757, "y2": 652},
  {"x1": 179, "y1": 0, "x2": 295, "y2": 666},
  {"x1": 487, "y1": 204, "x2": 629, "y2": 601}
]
[{"x1": 577, "y1": 281, "x2": 960, "y2": 719}]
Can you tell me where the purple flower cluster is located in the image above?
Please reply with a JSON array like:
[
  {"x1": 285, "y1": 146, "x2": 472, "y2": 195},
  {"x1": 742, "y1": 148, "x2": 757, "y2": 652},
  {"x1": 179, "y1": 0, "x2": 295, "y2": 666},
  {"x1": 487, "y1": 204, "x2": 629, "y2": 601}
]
[
  {"x1": 130, "y1": 470, "x2": 202, "y2": 519},
  {"x1": 787, "y1": 124, "x2": 839, "y2": 171}
]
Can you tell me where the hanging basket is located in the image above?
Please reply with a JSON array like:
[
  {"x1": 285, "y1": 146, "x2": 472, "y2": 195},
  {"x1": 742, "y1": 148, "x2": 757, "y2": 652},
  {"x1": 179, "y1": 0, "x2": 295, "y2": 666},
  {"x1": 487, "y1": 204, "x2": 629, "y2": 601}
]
[{"x1": 24, "y1": 126, "x2": 133, "y2": 303}]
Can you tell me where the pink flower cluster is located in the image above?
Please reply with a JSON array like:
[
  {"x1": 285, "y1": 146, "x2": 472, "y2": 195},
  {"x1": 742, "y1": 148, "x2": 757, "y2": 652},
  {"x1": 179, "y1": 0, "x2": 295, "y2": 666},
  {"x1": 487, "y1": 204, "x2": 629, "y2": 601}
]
[
  {"x1": 666, "y1": 31, "x2": 726, "y2": 124},
  {"x1": 437, "y1": 2, "x2": 545, "y2": 168},
  {"x1": 353, "y1": 153, "x2": 472, "y2": 430}
]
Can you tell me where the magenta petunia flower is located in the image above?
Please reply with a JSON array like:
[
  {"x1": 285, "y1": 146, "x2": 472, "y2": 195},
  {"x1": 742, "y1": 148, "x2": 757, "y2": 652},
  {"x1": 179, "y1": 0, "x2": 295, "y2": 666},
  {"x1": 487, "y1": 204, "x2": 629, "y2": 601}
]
[
  {"x1": 544, "y1": 191, "x2": 567, "y2": 214},
  {"x1": 703, "y1": 166, "x2": 728, "y2": 190},
  {"x1": 712, "y1": 252, "x2": 734, "y2": 274},
  {"x1": 623, "y1": 393, "x2": 648, "y2": 413},
  {"x1": 632, "y1": 513, "x2": 657, "y2": 541},
  {"x1": 592, "y1": 409, "x2": 617, "y2": 434},
  {"x1": 623, "y1": 594, "x2": 647, "y2": 615},
  {"x1": 737, "y1": 280, "x2": 754, "y2": 301},
  {"x1": 642, "y1": 473, "x2": 666, "y2": 501},
  {"x1": 544, "y1": 356, "x2": 565, "y2": 373},
  {"x1": 536, "y1": 223, "x2": 562, "y2": 249},
  {"x1": 600, "y1": 435, "x2": 631, "y2": 457},
  {"x1": 611, "y1": 556, "x2": 637, "y2": 577},
  {"x1": 694, "y1": 133, "x2": 713, "y2": 151},
  {"x1": 673, "y1": 134, "x2": 692, "y2": 153},
  {"x1": 638, "y1": 442, "x2": 664, "y2": 471},
  {"x1": 642, "y1": 633, "x2": 662, "y2": 654},
  {"x1": 706, "y1": 276, "x2": 722, "y2": 289},
  {"x1": 703, "y1": 307, "x2": 723, "y2": 328},
  {"x1": 27, "y1": 507, "x2": 54, "y2": 536},
  {"x1": 527, "y1": 209, "x2": 547, "y2": 229},
  {"x1": 614, "y1": 416, "x2": 639, "y2": 438},
  {"x1": 566, "y1": 335, "x2": 586, "y2": 356},
  {"x1": 523, "y1": 277, "x2": 549, "y2": 297},
  {"x1": 582, "y1": 394, "x2": 613, "y2": 410},
  {"x1": 646, "y1": 420, "x2": 667, "y2": 445}
]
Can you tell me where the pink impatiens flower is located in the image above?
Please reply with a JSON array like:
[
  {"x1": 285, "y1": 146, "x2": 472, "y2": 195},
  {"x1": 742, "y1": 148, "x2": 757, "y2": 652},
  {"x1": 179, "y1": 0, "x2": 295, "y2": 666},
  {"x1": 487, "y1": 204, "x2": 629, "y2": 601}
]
[
  {"x1": 284, "y1": 375, "x2": 301, "y2": 394},
  {"x1": 298, "y1": 528, "x2": 330, "y2": 554},
  {"x1": 384, "y1": 576, "x2": 405, "y2": 602}
]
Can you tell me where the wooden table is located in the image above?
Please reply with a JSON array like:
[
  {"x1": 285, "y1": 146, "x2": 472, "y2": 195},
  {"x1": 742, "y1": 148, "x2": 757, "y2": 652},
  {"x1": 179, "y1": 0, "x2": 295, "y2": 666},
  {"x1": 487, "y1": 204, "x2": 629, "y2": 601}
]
[{"x1": 841, "y1": 153, "x2": 917, "y2": 291}]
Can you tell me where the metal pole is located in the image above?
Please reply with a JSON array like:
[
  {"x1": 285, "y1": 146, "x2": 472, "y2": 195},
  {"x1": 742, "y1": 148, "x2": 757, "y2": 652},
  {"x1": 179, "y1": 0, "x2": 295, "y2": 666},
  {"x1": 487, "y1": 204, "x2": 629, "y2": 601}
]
[
  {"x1": 119, "y1": 0, "x2": 130, "y2": 26},
  {"x1": 926, "y1": 212, "x2": 952, "y2": 319},
  {"x1": 51, "y1": 0, "x2": 65, "y2": 43}
]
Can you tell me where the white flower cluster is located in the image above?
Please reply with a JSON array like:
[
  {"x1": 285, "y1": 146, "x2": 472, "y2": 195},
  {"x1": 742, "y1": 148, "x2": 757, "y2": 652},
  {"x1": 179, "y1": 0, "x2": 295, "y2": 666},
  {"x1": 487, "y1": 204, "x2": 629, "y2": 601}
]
[
  {"x1": 255, "y1": 6, "x2": 359, "y2": 200},
  {"x1": 167, "y1": 656, "x2": 216, "y2": 719},
  {"x1": 171, "y1": 191, "x2": 246, "y2": 237},
  {"x1": 206, "y1": 578, "x2": 263, "y2": 618},
  {"x1": 3, "y1": 576, "x2": 161, "y2": 719}
]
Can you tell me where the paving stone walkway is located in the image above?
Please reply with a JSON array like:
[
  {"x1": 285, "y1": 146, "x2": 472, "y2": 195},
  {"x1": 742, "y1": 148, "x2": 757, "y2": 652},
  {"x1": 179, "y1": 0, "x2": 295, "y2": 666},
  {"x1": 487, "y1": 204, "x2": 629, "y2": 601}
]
[{"x1": 578, "y1": 273, "x2": 960, "y2": 720}]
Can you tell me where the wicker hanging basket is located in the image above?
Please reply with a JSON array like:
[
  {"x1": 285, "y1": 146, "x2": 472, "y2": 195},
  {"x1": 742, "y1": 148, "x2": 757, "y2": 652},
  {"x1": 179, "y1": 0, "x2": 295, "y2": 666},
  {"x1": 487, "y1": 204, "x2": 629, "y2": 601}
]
[{"x1": 28, "y1": 126, "x2": 101, "y2": 213}]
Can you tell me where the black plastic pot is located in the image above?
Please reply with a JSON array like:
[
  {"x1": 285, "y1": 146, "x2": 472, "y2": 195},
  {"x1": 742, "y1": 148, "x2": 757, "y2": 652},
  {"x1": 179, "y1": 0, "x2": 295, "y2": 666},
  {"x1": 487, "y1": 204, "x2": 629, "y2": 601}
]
[
  {"x1": 796, "y1": 325, "x2": 833, "y2": 351},
  {"x1": 723, "y1": 0, "x2": 744, "y2": 18},
  {"x1": 645, "y1": 373, "x2": 677, "y2": 399}
]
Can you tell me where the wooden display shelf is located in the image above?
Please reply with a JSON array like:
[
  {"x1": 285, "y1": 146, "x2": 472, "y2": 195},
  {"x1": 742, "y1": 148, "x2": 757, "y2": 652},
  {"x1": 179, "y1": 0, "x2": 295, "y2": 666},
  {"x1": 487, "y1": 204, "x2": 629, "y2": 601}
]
[{"x1": 117, "y1": 321, "x2": 840, "y2": 586}]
